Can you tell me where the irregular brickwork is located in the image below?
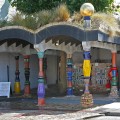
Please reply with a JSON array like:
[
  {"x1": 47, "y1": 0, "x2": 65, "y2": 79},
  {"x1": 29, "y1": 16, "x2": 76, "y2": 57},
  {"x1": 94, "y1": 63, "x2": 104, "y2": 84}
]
[
  {"x1": 81, "y1": 93, "x2": 93, "y2": 108},
  {"x1": 109, "y1": 86, "x2": 119, "y2": 98}
]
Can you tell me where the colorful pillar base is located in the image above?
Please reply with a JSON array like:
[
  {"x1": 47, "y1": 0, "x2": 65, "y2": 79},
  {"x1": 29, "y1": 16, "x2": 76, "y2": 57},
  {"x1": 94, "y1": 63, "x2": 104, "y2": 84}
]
[
  {"x1": 24, "y1": 55, "x2": 31, "y2": 96},
  {"x1": 14, "y1": 56, "x2": 21, "y2": 94},
  {"x1": 81, "y1": 93, "x2": 93, "y2": 108},
  {"x1": 37, "y1": 51, "x2": 45, "y2": 106},
  {"x1": 81, "y1": 51, "x2": 93, "y2": 107},
  {"x1": 109, "y1": 52, "x2": 118, "y2": 98},
  {"x1": 37, "y1": 82, "x2": 45, "y2": 105},
  {"x1": 24, "y1": 84, "x2": 31, "y2": 96},
  {"x1": 38, "y1": 98, "x2": 45, "y2": 106},
  {"x1": 66, "y1": 57, "x2": 73, "y2": 96},
  {"x1": 109, "y1": 86, "x2": 119, "y2": 98},
  {"x1": 67, "y1": 88, "x2": 73, "y2": 95},
  {"x1": 14, "y1": 82, "x2": 21, "y2": 94}
]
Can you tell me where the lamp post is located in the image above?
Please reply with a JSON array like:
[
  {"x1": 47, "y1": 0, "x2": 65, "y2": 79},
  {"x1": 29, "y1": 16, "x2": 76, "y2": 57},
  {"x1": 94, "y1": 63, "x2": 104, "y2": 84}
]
[{"x1": 80, "y1": 3, "x2": 94, "y2": 108}]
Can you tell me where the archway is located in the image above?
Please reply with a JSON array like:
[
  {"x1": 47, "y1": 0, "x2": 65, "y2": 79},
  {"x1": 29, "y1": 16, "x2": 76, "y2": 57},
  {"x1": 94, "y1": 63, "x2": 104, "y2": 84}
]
[
  {"x1": 0, "y1": 34, "x2": 37, "y2": 96},
  {"x1": 0, "y1": 23, "x2": 120, "y2": 107}
]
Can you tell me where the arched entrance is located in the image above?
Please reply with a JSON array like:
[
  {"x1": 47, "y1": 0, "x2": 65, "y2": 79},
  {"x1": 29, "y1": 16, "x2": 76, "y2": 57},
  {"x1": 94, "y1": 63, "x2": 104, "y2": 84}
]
[
  {"x1": 0, "y1": 27, "x2": 37, "y2": 96},
  {"x1": 0, "y1": 23, "x2": 120, "y2": 107}
]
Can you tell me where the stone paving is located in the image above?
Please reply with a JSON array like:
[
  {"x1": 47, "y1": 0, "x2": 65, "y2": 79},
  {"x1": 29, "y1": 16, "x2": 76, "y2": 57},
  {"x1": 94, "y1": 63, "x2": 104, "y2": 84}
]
[
  {"x1": 0, "y1": 109, "x2": 103, "y2": 120},
  {"x1": 0, "y1": 94, "x2": 119, "y2": 120}
]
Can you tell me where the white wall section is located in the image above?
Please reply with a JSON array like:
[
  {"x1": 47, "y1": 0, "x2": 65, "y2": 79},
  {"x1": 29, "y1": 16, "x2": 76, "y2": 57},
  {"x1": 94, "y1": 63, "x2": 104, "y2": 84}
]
[{"x1": 0, "y1": 53, "x2": 38, "y2": 91}]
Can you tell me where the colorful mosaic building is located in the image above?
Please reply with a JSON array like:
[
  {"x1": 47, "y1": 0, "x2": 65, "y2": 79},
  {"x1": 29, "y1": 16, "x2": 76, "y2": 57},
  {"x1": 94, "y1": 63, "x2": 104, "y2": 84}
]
[{"x1": 0, "y1": 0, "x2": 120, "y2": 107}]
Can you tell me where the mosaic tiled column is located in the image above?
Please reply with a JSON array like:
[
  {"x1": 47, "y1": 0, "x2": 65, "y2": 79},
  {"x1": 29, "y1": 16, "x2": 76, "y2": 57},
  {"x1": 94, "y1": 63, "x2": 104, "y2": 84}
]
[
  {"x1": 24, "y1": 55, "x2": 31, "y2": 96},
  {"x1": 14, "y1": 56, "x2": 21, "y2": 94},
  {"x1": 80, "y1": 2, "x2": 94, "y2": 107},
  {"x1": 110, "y1": 52, "x2": 118, "y2": 97},
  {"x1": 67, "y1": 54, "x2": 73, "y2": 95},
  {"x1": 83, "y1": 51, "x2": 91, "y2": 93},
  {"x1": 81, "y1": 45, "x2": 93, "y2": 108},
  {"x1": 37, "y1": 51, "x2": 45, "y2": 105}
]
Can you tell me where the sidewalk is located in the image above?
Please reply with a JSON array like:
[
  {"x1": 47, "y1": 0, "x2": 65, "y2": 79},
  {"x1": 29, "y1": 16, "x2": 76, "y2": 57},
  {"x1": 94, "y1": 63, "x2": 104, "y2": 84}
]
[
  {"x1": 0, "y1": 94, "x2": 119, "y2": 120},
  {"x1": 86, "y1": 102, "x2": 120, "y2": 120}
]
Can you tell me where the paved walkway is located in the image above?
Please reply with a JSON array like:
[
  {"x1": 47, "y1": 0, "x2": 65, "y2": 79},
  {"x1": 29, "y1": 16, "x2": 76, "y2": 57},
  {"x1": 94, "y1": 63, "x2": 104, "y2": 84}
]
[
  {"x1": 87, "y1": 102, "x2": 120, "y2": 119},
  {"x1": 0, "y1": 94, "x2": 120, "y2": 120}
]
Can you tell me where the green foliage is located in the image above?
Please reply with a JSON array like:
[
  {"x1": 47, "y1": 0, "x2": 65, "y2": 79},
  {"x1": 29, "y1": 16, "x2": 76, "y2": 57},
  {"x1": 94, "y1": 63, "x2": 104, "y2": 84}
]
[
  {"x1": 35, "y1": 10, "x2": 56, "y2": 28},
  {"x1": 0, "y1": 2, "x2": 119, "y2": 36},
  {"x1": 66, "y1": 0, "x2": 114, "y2": 13},
  {"x1": 10, "y1": 13, "x2": 24, "y2": 26},
  {"x1": 9, "y1": 0, "x2": 114, "y2": 14},
  {"x1": 106, "y1": 4, "x2": 120, "y2": 13},
  {"x1": 8, "y1": 0, "x2": 62, "y2": 14},
  {"x1": 0, "y1": 20, "x2": 8, "y2": 27}
]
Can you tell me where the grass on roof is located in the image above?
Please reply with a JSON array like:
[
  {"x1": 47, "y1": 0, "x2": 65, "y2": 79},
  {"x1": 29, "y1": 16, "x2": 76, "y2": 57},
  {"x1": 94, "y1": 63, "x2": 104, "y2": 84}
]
[{"x1": 0, "y1": 4, "x2": 120, "y2": 37}]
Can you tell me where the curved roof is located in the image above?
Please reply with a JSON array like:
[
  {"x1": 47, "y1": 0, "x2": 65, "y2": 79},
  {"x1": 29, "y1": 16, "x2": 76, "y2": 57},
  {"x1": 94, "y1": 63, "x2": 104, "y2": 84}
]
[
  {"x1": 36, "y1": 23, "x2": 98, "y2": 44},
  {"x1": 0, "y1": 23, "x2": 119, "y2": 45},
  {"x1": 0, "y1": 26, "x2": 34, "y2": 44}
]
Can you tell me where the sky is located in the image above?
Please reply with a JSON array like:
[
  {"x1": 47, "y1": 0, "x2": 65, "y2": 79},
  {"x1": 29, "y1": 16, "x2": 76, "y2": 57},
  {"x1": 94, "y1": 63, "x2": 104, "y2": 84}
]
[
  {"x1": 0, "y1": 0, "x2": 16, "y2": 20},
  {"x1": 115, "y1": 0, "x2": 120, "y2": 4}
]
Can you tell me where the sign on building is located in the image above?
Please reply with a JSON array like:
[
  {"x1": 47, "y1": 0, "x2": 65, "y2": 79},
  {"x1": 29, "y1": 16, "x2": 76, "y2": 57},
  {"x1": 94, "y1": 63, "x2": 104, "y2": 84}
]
[{"x1": 0, "y1": 82, "x2": 11, "y2": 98}]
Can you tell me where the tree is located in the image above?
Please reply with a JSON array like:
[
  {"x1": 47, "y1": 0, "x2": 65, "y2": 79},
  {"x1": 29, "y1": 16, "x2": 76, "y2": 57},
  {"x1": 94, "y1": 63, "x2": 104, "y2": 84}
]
[
  {"x1": 9, "y1": 0, "x2": 114, "y2": 14},
  {"x1": 66, "y1": 0, "x2": 114, "y2": 13},
  {"x1": 8, "y1": 0, "x2": 62, "y2": 14}
]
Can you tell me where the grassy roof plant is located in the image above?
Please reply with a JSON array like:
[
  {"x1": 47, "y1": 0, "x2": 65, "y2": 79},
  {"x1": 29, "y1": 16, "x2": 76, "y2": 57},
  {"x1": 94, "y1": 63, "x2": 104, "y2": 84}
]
[
  {"x1": 91, "y1": 13, "x2": 119, "y2": 36},
  {"x1": 0, "y1": 4, "x2": 120, "y2": 37}
]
